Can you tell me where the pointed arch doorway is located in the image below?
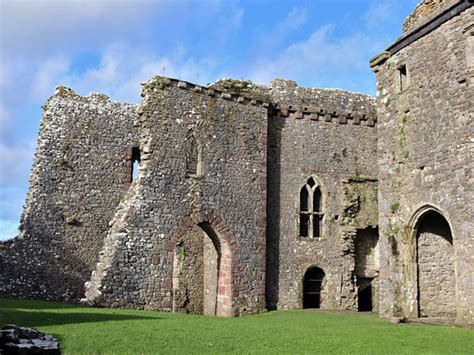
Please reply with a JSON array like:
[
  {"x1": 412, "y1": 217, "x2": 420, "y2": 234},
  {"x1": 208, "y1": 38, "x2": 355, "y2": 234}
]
[
  {"x1": 415, "y1": 209, "x2": 456, "y2": 318},
  {"x1": 172, "y1": 221, "x2": 232, "y2": 317}
]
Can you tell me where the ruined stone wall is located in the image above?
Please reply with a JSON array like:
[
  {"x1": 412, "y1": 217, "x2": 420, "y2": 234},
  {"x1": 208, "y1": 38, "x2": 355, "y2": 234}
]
[
  {"x1": 0, "y1": 88, "x2": 138, "y2": 301},
  {"x1": 264, "y1": 81, "x2": 379, "y2": 311},
  {"x1": 372, "y1": 4, "x2": 473, "y2": 325},
  {"x1": 403, "y1": 0, "x2": 460, "y2": 33},
  {"x1": 83, "y1": 78, "x2": 268, "y2": 316}
]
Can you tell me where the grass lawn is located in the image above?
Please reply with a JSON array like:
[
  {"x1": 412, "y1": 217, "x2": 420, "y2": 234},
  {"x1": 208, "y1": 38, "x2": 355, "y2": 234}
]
[{"x1": 1, "y1": 298, "x2": 472, "y2": 354}]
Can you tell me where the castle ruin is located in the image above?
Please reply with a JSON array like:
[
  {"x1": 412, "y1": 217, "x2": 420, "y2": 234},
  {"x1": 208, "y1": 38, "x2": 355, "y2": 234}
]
[{"x1": 1, "y1": 0, "x2": 472, "y2": 325}]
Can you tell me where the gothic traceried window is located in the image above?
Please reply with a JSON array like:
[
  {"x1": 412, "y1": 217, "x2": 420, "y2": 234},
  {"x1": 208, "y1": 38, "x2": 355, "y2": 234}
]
[{"x1": 299, "y1": 177, "x2": 323, "y2": 239}]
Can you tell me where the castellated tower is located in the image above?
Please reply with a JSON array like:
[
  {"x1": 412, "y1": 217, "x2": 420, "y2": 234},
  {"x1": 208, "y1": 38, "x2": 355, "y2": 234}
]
[{"x1": 370, "y1": 0, "x2": 473, "y2": 326}]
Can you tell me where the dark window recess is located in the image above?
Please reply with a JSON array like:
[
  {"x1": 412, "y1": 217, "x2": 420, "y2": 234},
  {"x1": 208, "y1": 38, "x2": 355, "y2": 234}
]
[
  {"x1": 398, "y1": 64, "x2": 408, "y2": 91},
  {"x1": 300, "y1": 187, "x2": 308, "y2": 211},
  {"x1": 313, "y1": 187, "x2": 321, "y2": 213},
  {"x1": 300, "y1": 214, "x2": 309, "y2": 237},
  {"x1": 186, "y1": 131, "x2": 199, "y2": 176},
  {"x1": 313, "y1": 215, "x2": 321, "y2": 239}
]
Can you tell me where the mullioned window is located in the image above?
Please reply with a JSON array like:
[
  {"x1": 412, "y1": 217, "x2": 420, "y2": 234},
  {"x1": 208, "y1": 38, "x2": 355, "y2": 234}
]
[{"x1": 299, "y1": 177, "x2": 323, "y2": 239}]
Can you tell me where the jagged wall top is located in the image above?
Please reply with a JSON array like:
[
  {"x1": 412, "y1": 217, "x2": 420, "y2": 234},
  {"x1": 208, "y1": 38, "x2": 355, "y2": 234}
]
[{"x1": 403, "y1": 0, "x2": 461, "y2": 33}]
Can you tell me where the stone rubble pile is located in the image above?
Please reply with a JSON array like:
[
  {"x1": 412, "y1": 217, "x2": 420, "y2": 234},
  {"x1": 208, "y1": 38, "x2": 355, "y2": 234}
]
[{"x1": 0, "y1": 324, "x2": 60, "y2": 354}]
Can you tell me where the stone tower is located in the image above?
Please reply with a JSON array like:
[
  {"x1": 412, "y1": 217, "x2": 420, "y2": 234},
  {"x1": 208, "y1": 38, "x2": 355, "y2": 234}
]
[{"x1": 370, "y1": 0, "x2": 473, "y2": 325}]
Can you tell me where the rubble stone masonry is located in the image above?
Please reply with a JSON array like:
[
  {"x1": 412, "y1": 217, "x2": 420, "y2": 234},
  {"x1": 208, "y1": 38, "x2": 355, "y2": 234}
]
[
  {"x1": 371, "y1": 0, "x2": 473, "y2": 325},
  {"x1": 0, "y1": 0, "x2": 471, "y2": 325}
]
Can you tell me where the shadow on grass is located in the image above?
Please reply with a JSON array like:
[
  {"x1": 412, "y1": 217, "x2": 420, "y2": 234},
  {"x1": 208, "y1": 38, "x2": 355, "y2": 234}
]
[
  {"x1": 0, "y1": 300, "x2": 160, "y2": 328},
  {"x1": 0, "y1": 309, "x2": 160, "y2": 328},
  {"x1": 0, "y1": 297, "x2": 81, "y2": 310}
]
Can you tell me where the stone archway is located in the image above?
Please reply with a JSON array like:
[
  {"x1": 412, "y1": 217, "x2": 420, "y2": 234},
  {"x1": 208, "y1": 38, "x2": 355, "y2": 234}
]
[
  {"x1": 303, "y1": 267, "x2": 326, "y2": 309},
  {"x1": 414, "y1": 209, "x2": 456, "y2": 318},
  {"x1": 171, "y1": 221, "x2": 232, "y2": 317},
  {"x1": 199, "y1": 222, "x2": 232, "y2": 317}
]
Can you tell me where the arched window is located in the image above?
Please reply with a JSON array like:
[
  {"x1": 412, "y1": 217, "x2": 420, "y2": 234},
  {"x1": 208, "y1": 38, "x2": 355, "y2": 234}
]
[{"x1": 299, "y1": 177, "x2": 323, "y2": 238}]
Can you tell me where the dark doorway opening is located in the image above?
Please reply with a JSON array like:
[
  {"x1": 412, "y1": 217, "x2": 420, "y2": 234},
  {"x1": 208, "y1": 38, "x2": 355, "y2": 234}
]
[
  {"x1": 303, "y1": 267, "x2": 325, "y2": 309},
  {"x1": 357, "y1": 277, "x2": 373, "y2": 312}
]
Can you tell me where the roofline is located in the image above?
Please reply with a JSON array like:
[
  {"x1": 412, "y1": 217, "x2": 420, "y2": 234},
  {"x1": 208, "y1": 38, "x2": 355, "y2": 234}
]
[{"x1": 370, "y1": 0, "x2": 473, "y2": 68}]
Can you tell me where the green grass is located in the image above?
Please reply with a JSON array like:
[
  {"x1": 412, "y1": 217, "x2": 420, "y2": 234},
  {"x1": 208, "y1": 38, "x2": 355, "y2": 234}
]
[{"x1": 1, "y1": 298, "x2": 472, "y2": 354}]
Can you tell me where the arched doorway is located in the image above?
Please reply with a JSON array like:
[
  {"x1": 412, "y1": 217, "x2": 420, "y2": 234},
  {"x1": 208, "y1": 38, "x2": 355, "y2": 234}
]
[
  {"x1": 172, "y1": 222, "x2": 232, "y2": 317},
  {"x1": 416, "y1": 210, "x2": 456, "y2": 317},
  {"x1": 199, "y1": 222, "x2": 232, "y2": 317},
  {"x1": 303, "y1": 267, "x2": 325, "y2": 309}
]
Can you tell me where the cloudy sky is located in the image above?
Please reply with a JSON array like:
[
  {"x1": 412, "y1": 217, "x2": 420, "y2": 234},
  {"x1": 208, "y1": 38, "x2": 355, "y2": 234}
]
[{"x1": 0, "y1": 0, "x2": 419, "y2": 240}]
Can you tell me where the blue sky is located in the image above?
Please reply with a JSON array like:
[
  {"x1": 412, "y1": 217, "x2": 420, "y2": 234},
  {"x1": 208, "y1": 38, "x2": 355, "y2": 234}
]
[{"x1": 0, "y1": 0, "x2": 419, "y2": 240}]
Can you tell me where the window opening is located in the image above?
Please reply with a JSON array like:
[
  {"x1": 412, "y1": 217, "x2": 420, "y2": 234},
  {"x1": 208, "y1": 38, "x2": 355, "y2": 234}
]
[
  {"x1": 398, "y1": 64, "x2": 409, "y2": 91},
  {"x1": 131, "y1": 147, "x2": 140, "y2": 181},
  {"x1": 186, "y1": 129, "x2": 201, "y2": 177},
  {"x1": 300, "y1": 187, "x2": 308, "y2": 211},
  {"x1": 299, "y1": 177, "x2": 324, "y2": 238}
]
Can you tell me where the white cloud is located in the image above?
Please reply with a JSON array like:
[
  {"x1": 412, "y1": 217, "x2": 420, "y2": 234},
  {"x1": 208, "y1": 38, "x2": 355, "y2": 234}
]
[
  {"x1": 0, "y1": 0, "x2": 159, "y2": 56},
  {"x1": 364, "y1": 1, "x2": 395, "y2": 28},
  {"x1": 248, "y1": 25, "x2": 378, "y2": 89},
  {"x1": 0, "y1": 142, "x2": 35, "y2": 187},
  {"x1": 278, "y1": 6, "x2": 308, "y2": 33},
  {"x1": 30, "y1": 57, "x2": 71, "y2": 101},
  {"x1": 48, "y1": 43, "x2": 220, "y2": 103}
]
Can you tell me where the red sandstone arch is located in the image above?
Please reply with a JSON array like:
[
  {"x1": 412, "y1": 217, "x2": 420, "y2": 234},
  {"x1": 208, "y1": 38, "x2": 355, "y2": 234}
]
[{"x1": 168, "y1": 211, "x2": 237, "y2": 317}]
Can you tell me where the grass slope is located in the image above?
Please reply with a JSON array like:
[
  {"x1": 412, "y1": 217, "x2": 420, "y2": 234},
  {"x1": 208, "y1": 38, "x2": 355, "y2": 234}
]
[{"x1": 1, "y1": 298, "x2": 472, "y2": 354}]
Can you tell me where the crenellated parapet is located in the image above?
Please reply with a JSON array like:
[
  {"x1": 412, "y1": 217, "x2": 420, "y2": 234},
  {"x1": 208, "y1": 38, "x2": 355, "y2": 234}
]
[
  {"x1": 272, "y1": 105, "x2": 376, "y2": 127},
  {"x1": 141, "y1": 76, "x2": 376, "y2": 128}
]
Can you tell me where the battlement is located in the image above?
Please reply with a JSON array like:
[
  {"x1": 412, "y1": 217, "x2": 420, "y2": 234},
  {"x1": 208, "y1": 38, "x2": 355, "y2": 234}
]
[
  {"x1": 273, "y1": 106, "x2": 376, "y2": 127},
  {"x1": 141, "y1": 76, "x2": 376, "y2": 128}
]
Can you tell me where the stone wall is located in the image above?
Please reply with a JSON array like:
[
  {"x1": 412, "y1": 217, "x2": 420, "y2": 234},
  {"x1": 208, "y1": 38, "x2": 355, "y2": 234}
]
[
  {"x1": 0, "y1": 87, "x2": 138, "y2": 301},
  {"x1": 403, "y1": 0, "x2": 460, "y2": 33},
  {"x1": 372, "y1": 4, "x2": 473, "y2": 325},
  {"x1": 417, "y1": 212, "x2": 456, "y2": 317},
  {"x1": 83, "y1": 77, "x2": 268, "y2": 316},
  {"x1": 262, "y1": 80, "x2": 379, "y2": 311}
]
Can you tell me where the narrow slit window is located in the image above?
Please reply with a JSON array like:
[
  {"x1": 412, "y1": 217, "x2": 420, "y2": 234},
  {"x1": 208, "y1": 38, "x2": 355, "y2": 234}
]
[
  {"x1": 186, "y1": 129, "x2": 201, "y2": 177},
  {"x1": 299, "y1": 177, "x2": 324, "y2": 239},
  {"x1": 125, "y1": 146, "x2": 141, "y2": 186},
  {"x1": 131, "y1": 147, "x2": 140, "y2": 181},
  {"x1": 398, "y1": 65, "x2": 409, "y2": 91}
]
